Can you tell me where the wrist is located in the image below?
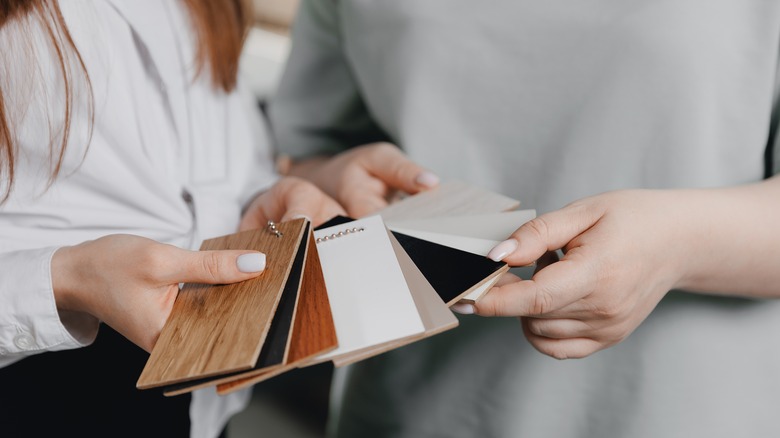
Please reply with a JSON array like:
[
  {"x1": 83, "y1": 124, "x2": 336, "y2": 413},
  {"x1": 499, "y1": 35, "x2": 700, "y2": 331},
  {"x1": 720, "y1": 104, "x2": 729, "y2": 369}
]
[{"x1": 51, "y1": 244, "x2": 90, "y2": 314}]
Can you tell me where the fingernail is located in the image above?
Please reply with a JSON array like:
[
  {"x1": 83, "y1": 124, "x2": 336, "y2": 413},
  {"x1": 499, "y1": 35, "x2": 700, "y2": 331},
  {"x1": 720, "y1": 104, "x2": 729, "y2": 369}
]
[
  {"x1": 451, "y1": 303, "x2": 475, "y2": 315},
  {"x1": 415, "y1": 171, "x2": 440, "y2": 188},
  {"x1": 487, "y1": 239, "x2": 518, "y2": 262},
  {"x1": 237, "y1": 252, "x2": 266, "y2": 273}
]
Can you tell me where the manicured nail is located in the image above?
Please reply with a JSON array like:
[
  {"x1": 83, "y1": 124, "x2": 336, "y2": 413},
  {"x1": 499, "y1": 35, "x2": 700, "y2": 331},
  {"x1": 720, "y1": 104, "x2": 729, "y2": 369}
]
[
  {"x1": 237, "y1": 253, "x2": 266, "y2": 273},
  {"x1": 415, "y1": 171, "x2": 440, "y2": 188},
  {"x1": 451, "y1": 303, "x2": 475, "y2": 315},
  {"x1": 487, "y1": 239, "x2": 518, "y2": 262}
]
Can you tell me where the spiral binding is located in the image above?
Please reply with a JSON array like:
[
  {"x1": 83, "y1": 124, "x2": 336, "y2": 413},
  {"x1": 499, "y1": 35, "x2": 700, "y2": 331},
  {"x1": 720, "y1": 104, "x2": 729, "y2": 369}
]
[{"x1": 316, "y1": 226, "x2": 365, "y2": 244}]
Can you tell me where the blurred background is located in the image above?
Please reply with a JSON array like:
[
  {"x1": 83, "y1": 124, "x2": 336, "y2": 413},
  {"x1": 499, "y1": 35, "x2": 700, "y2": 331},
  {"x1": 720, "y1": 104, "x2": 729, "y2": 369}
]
[
  {"x1": 228, "y1": 1, "x2": 335, "y2": 437},
  {"x1": 240, "y1": 0, "x2": 299, "y2": 105}
]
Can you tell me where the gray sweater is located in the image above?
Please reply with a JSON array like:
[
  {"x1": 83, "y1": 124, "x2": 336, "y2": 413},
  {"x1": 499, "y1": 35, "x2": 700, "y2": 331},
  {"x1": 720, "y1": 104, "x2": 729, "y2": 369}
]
[{"x1": 270, "y1": 1, "x2": 780, "y2": 437}]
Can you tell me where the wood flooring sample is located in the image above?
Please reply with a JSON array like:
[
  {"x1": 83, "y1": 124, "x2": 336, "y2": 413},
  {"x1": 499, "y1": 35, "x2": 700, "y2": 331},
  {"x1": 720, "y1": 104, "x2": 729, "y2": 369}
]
[
  {"x1": 215, "y1": 231, "x2": 338, "y2": 395},
  {"x1": 137, "y1": 219, "x2": 307, "y2": 389},
  {"x1": 378, "y1": 180, "x2": 520, "y2": 222},
  {"x1": 161, "y1": 224, "x2": 314, "y2": 396}
]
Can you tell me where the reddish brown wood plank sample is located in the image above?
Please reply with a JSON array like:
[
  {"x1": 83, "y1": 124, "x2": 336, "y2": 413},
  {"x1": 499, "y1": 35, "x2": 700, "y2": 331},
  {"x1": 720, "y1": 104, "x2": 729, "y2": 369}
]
[
  {"x1": 137, "y1": 219, "x2": 307, "y2": 389},
  {"x1": 215, "y1": 231, "x2": 338, "y2": 395}
]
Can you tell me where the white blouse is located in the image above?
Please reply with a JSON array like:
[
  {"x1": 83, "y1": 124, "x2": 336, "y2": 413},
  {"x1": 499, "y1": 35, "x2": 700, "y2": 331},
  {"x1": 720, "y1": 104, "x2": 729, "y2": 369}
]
[{"x1": 0, "y1": 1, "x2": 277, "y2": 436}]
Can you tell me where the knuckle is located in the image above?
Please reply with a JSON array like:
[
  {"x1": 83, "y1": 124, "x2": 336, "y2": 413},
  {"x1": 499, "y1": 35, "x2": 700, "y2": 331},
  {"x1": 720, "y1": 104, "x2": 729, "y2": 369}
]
[
  {"x1": 529, "y1": 288, "x2": 556, "y2": 315},
  {"x1": 523, "y1": 217, "x2": 551, "y2": 242},
  {"x1": 201, "y1": 252, "x2": 226, "y2": 282},
  {"x1": 532, "y1": 340, "x2": 569, "y2": 360},
  {"x1": 593, "y1": 302, "x2": 621, "y2": 320},
  {"x1": 142, "y1": 246, "x2": 173, "y2": 279},
  {"x1": 527, "y1": 319, "x2": 546, "y2": 337}
]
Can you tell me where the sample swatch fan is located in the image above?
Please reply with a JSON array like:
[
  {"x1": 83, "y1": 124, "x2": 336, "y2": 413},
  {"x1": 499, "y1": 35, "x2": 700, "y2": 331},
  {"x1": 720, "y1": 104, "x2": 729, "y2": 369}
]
[{"x1": 136, "y1": 181, "x2": 534, "y2": 395}]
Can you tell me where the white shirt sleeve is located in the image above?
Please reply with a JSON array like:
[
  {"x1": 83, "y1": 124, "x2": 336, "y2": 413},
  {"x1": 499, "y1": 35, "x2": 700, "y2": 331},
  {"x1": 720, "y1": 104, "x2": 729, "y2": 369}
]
[{"x1": 0, "y1": 247, "x2": 99, "y2": 369}]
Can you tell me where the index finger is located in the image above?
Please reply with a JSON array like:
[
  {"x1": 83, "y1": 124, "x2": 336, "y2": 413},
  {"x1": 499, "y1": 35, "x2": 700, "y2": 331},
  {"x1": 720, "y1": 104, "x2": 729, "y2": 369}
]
[
  {"x1": 361, "y1": 144, "x2": 439, "y2": 195},
  {"x1": 474, "y1": 252, "x2": 597, "y2": 317}
]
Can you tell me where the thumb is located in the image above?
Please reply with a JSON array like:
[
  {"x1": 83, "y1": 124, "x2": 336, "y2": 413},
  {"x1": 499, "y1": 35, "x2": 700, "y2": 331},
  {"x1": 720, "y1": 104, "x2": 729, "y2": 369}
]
[
  {"x1": 486, "y1": 202, "x2": 602, "y2": 267},
  {"x1": 363, "y1": 144, "x2": 440, "y2": 195},
  {"x1": 167, "y1": 249, "x2": 266, "y2": 285}
]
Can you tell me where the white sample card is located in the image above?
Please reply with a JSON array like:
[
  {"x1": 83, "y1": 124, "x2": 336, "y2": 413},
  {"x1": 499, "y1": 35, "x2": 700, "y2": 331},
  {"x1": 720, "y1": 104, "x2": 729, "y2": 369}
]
[{"x1": 312, "y1": 215, "x2": 426, "y2": 361}]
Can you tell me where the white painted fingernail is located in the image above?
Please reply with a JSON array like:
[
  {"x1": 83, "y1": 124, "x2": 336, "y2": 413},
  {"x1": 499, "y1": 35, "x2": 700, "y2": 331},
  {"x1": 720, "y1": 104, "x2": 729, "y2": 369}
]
[
  {"x1": 487, "y1": 239, "x2": 518, "y2": 262},
  {"x1": 237, "y1": 253, "x2": 266, "y2": 273},
  {"x1": 415, "y1": 171, "x2": 440, "y2": 188},
  {"x1": 451, "y1": 303, "x2": 475, "y2": 315}
]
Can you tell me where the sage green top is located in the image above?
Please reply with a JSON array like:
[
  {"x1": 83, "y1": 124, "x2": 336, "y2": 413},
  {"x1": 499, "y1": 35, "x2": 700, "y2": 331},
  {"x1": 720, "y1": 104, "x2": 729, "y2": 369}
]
[{"x1": 270, "y1": 1, "x2": 780, "y2": 437}]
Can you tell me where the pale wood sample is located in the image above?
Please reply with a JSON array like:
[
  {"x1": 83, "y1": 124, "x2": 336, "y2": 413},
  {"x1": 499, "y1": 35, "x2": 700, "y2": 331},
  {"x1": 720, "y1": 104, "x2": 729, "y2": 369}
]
[
  {"x1": 215, "y1": 232, "x2": 338, "y2": 395},
  {"x1": 137, "y1": 219, "x2": 307, "y2": 390},
  {"x1": 386, "y1": 210, "x2": 537, "y2": 243},
  {"x1": 378, "y1": 180, "x2": 520, "y2": 222},
  {"x1": 161, "y1": 224, "x2": 314, "y2": 397}
]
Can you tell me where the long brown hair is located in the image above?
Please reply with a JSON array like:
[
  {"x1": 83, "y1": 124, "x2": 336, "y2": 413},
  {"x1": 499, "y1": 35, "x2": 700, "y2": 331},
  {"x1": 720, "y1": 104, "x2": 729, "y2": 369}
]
[{"x1": 0, "y1": 0, "x2": 252, "y2": 203}]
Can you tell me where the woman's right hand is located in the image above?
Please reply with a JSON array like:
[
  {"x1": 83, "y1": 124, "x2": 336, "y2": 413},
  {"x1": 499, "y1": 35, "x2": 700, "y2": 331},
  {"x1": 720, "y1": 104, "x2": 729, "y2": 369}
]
[
  {"x1": 51, "y1": 234, "x2": 266, "y2": 353},
  {"x1": 286, "y1": 142, "x2": 440, "y2": 218}
]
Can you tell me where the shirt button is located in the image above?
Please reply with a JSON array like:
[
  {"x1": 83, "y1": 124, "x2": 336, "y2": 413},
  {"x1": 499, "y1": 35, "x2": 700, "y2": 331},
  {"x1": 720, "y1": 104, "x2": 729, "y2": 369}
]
[
  {"x1": 13, "y1": 333, "x2": 36, "y2": 350},
  {"x1": 181, "y1": 190, "x2": 193, "y2": 203}
]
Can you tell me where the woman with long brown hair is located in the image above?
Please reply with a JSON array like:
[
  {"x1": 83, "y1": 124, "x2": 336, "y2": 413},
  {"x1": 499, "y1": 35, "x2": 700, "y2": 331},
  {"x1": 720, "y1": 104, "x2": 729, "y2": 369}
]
[{"x1": 0, "y1": 1, "x2": 343, "y2": 436}]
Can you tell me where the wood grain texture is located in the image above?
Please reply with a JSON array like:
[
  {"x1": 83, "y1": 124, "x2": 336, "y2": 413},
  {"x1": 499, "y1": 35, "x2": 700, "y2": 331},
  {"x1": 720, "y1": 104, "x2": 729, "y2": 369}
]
[
  {"x1": 137, "y1": 219, "x2": 307, "y2": 389},
  {"x1": 215, "y1": 231, "x2": 338, "y2": 395},
  {"x1": 161, "y1": 225, "x2": 312, "y2": 397}
]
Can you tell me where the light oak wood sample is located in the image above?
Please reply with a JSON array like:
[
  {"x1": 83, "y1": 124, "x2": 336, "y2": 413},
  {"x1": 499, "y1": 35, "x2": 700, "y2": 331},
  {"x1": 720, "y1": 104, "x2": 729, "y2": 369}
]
[
  {"x1": 378, "y1": 180, "x2": 521, "y2": 222},
  {"x1": 386, "y1": 210, "x2": 537, "y2": 242},
  {"x1": 215, "y1": 232, "x2": 338, "y2": 395},
  {"x1": 161, "y1": 224, "x2": 314, "y2": 397},
  {"x1": 137, "y1": 219, "x2": 307, "y2": 389}
]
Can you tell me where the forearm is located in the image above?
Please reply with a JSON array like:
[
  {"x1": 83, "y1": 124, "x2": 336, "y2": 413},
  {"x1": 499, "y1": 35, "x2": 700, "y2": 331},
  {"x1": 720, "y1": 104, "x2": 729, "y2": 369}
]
[{"x1": 674, "y1": 175, "x2": 780, "y2": 297}]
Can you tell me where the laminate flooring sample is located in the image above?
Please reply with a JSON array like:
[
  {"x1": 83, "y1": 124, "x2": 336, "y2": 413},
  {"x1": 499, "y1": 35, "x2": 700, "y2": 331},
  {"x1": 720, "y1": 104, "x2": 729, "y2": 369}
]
[
  {"x1": 378, "y1": 180, "x2": 520, "y2": 222},
  {"x1": 162, "y1": 223, "x2": 313, "y2": 396},
  {"x1": 137, "y1": 219, "x2": 307, "y2": 389},
  {"x1": 216, "y1": 231, "x2": 338, "y2": 395}
]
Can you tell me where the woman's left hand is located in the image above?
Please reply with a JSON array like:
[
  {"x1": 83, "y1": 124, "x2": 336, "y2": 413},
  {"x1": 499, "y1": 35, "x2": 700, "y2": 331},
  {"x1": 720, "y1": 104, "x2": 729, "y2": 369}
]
[
  {"x1": 240, "y1": 176, "x2": 346, "y2": 231},
  {"x1": 471, "y1": 189, "x2": 697, "y2": 359}
]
